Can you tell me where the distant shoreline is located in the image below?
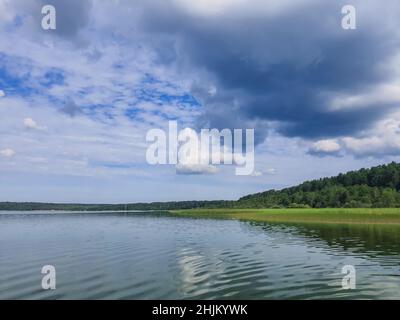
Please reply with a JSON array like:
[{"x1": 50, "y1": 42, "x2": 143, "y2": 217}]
[
  {"x1": 2, "y1": 207, "x2": 400, "y2": 225},
  {"x1": 170, "y1": 208, "x2": 400, "y2": 225},
  {"x1": 0, "y1": 210, "x2": 154, "y2": 213}
]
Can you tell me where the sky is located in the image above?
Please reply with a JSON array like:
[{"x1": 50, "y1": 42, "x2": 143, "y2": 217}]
[{"x1": 1, "y1": 0, "x2": 400, "y2": 203}]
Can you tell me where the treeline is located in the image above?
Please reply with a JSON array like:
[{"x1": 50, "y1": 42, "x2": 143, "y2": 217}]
[
  {"x1": 2, "y1": 162, "x2": 400, "y2": 210},
  {"x1": 238, "y1": 162, "x2": 400, "y2": 208},
  {"x1": 0, "y1": 200, "x2": 235, "y2": 211}
]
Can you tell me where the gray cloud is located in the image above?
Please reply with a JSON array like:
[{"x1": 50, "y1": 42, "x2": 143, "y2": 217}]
[
  {"x1": 60, "y1": 100, "x2": 82, "y2": 117},
  {"x1": 128, "y1": 0, "x2": 400, "y2": 145}
]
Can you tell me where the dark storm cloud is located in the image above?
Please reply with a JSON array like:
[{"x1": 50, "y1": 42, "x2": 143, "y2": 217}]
[{"x1": 134, "y1": 0, "x2": 400, "y2": 143}]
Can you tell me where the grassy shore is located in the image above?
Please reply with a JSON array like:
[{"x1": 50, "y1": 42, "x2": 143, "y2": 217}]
[{"x1": 170, "y1": 208, "x2": 400, "y2": 225}]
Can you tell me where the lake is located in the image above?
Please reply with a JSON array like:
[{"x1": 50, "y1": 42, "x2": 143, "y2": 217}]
[{"x1": 0, "y1": 211, "x2": 399, "y2": 299}]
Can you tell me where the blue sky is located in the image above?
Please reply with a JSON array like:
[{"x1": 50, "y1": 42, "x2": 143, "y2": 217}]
[{"x1": 1, "y1": 0, "x2": 400, "y2": 203}]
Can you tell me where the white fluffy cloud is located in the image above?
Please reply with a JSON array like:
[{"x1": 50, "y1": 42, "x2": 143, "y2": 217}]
[
  {"x1": 0, "y1": 90, "x2": 5, "y2": 97},
  {"x1": 173, "y1": 127, "x2": 224, "y2": 175},
  {"x1": 341, "y1": 116, "x2": 400, "y2": 157},
  {"x1": 23, "y1": 117, "x2": 39, "y2": 129},
  {"x1": 309, "y1": 139, "x2": 341, "y2": 154},
  {"x1": 305, "y1": 114, "x2": 400, "y2": 158},
  {"x1": 0, "y1": 148, "x2": 15, "y2": 158},
  {"x1": 176, "y1": 163, "x2": 218, "y2": 175}
]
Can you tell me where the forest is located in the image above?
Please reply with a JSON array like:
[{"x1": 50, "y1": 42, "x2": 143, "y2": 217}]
[{"x1": 238, "y1": 162, "x2": 400, "y2": 208}]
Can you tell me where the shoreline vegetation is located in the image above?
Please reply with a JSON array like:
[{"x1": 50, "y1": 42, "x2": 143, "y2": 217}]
[{"x1": 169, "y1": 208, "x2": 400, "y2": 225}]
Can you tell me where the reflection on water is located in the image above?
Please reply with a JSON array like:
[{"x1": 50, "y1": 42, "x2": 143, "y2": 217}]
[{"x1": 0, "y1": 212, "x2": 399, "y2": 299}]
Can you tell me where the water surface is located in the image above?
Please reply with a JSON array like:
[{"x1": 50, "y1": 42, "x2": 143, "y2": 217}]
[{"x1": 0, "y1": 211, "x2": 399, "y2": 299}]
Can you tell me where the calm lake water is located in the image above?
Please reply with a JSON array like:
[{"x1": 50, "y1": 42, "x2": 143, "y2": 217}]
[{"x1": 0, "y1": 211, "x2": 400, "y2": 299}]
